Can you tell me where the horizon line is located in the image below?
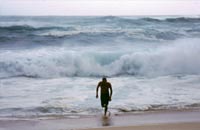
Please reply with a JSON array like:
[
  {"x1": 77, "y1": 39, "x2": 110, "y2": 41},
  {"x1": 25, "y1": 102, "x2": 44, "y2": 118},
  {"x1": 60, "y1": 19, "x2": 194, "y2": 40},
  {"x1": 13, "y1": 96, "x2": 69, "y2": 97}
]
[{"x1": 0, "y1": 14, "x2": 200, "y2": 17}]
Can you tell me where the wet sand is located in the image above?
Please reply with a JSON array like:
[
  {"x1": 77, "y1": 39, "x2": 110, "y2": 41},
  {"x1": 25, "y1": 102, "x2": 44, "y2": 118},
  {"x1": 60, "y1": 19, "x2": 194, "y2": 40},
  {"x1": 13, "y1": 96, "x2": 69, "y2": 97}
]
[
  {"x1": 0, "y1": 110, "x2": 200, "y2": 130},
  {"x1": 80, "y1": 122, "x2": 200, "y2": 130}
]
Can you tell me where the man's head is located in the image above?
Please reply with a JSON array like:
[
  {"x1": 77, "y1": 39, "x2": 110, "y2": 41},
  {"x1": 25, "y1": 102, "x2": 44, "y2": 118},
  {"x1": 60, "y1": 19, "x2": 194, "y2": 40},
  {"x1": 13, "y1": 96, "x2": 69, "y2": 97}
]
[{"x1": 102, "y1": 77, "x2": 107, "y2": 82}]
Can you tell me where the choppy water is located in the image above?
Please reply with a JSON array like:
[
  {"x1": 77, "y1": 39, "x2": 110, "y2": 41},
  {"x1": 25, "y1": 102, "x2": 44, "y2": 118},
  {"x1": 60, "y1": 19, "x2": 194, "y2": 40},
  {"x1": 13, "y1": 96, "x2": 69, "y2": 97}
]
[{"x1": 0, "y1": 16, "x2": 200, "y2": 118}]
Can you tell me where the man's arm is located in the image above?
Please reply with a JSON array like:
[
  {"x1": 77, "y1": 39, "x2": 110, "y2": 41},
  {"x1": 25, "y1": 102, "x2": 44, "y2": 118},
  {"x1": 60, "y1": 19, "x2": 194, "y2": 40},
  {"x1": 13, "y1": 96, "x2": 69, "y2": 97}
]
[
  {"x1": 96, "y1": 82, "x2": 100, "y2": 98},
  {"x1": 109, "y1": 83, "x2": 113, "y2": 101}
]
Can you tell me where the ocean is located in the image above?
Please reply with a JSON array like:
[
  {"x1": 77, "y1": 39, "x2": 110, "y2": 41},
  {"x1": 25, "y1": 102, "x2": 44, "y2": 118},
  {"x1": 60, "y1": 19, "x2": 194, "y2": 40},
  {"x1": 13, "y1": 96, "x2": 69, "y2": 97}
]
[{"x1": 0, "y1": 16, "x2": 200, "y2": 118}]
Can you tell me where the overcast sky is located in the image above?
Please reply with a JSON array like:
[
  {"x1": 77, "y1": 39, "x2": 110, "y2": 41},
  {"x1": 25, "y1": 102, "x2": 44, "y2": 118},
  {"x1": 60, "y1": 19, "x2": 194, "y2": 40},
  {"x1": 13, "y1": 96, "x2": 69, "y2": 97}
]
[{"x1": 0, "y1": 0, "x2": 200, "y2": 16}]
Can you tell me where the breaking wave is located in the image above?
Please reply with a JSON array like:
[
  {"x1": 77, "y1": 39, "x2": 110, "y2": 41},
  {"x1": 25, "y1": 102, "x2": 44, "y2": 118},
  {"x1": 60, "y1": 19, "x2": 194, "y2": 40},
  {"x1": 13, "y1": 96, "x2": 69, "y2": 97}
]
[
  {"x1": 1, "y1": 16, "x2": 200, "y2": 78},
  {"x1": 1, "y1": 38, "x2": 200, "y2": 78}
]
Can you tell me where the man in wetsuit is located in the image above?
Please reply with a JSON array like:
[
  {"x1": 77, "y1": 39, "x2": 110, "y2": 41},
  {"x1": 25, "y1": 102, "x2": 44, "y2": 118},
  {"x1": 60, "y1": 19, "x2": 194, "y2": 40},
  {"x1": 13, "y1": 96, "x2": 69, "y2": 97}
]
[{"x1": 96, "y1": 77, "x2": 113, "y2": 116}]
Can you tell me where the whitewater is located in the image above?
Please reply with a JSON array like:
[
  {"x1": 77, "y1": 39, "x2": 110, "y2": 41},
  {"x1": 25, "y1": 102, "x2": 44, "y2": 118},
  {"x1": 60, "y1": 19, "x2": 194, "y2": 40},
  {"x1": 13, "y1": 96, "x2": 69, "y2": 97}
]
[{"x1": 0, "y1": 16, "x2": 200, "y2": 118}]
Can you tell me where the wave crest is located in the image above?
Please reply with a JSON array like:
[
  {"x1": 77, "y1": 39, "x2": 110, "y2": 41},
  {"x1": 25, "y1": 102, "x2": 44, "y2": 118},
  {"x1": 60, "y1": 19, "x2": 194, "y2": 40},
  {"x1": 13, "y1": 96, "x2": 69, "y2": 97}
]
[
  {"x1": 1, "y1": 38, "x2": 200, "y2": 78},
  {"x1": 0, "y1": 25, "x2": 76, "y2": 32}
]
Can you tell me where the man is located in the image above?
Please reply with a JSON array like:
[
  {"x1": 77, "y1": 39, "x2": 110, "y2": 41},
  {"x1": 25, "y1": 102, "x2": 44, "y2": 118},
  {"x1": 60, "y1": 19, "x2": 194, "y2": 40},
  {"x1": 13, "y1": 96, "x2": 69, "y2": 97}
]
[{"x1": 96, "y1": 77, "x2": 113, "y2": 116}]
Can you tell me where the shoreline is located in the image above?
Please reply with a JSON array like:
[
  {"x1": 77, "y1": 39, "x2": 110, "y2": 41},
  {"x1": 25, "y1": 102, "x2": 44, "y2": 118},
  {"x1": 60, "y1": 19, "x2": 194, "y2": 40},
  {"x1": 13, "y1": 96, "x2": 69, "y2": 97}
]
[
  {"x1": 0, "y1": 107, "x2": 199, "y2": 120},
  {"x1": 0, "y1": 109, "x2": 200, "y2": 130}
]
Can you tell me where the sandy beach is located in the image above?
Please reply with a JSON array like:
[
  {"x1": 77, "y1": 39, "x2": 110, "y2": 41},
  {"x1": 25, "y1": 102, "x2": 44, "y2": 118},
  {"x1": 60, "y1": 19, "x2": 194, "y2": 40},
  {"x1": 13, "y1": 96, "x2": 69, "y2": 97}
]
[
  {"x1": 80, "y1": 122, "x2": 200, "y2": 130},
  {"x1": 0, "y1": 110, "x2": 200, "y2": 130}
]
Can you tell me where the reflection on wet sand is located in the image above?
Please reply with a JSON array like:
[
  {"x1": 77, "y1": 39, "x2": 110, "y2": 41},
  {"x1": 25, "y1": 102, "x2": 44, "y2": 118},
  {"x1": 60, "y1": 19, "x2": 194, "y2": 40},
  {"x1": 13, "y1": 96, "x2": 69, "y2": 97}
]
[{"x1": 101, "y1": 115, "x2": 113, "y2": 126}]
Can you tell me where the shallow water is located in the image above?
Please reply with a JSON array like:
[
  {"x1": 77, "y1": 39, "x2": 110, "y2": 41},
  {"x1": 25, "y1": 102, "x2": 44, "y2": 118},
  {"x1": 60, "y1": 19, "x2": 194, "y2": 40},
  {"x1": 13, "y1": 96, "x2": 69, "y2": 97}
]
[{"x1": 1, "y1": 75, "x2": 200, "y2": 117}]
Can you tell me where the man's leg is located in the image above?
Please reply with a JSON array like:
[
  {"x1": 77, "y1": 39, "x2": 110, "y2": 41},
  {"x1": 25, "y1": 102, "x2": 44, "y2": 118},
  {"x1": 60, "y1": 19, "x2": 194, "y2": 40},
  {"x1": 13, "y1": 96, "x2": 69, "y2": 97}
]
[
  {"x1": 101, "y1": 94, "x2": 109, "y2": 116},
  {"x1": 104, "y1": 95, "x2": 109, "y2": 116},
  {"x1": 104, "y1": 104, "x2": 108, "y2": 116}
]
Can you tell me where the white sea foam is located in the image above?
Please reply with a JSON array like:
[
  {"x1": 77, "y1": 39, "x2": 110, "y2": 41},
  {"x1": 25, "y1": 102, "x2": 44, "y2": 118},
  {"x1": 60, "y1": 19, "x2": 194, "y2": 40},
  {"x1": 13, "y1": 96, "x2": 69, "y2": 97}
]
[
  {"x1": 1, "y1": 38, "x2": 200, "y2": 78},
  {"x1": 110, "y1": 38, "x2": 200, "y2": 77},
  {"x1": 0, "y1": 75, "x2": 200, "y2": 117}
]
